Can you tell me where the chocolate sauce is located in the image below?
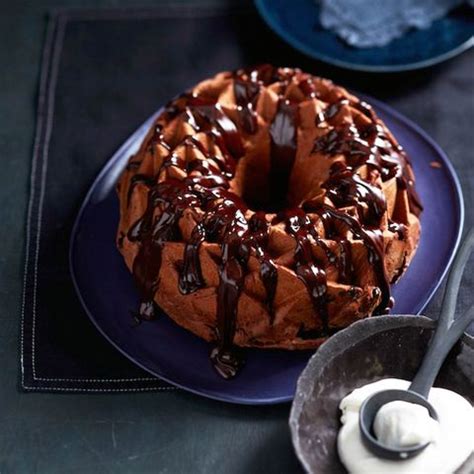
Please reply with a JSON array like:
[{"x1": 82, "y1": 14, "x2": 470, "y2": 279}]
[
  {"x1": 240, "y1": 63, "x2": 282, "y2": 85},
  {"x1": 388, "y1": 220, "x2": 406, "y2": 240},
  {"x1": 269, "y1": 99, "x2": 299, "y2": 209},
  {"x1": 233, "y1": 78, "x2": 260, "y2": 134},
  {"x1": 149, "y1": 124, "x2": 169, "y2": 151},
  {"x1": 313, "y1": 121, "x2": 422, "y2": 218},
  {"x1": 313, "y1": 124, "x2": 371, "y2": 158},
  {"x1": 212, "y1": 205, "x2": 249, "y2": 378},
  {"x1": 337, "y1": 239, "x2": 354, "y2": 284},
  {"x1": 324, "y1": 99, "x2": 349, "y2": 121},
  {"x1": 163, "y1": 93, "x2": 244, "y2": 161},
  {"x1": 123, "y1": 65, "x2": 422, "y2": 377},
  {"x1": 315, "y1": 205, "x2": 390, "y2": 314},
  {"x1": 248, "y1": 212, "x2": 278, "y2": 317},
  {"x1": 195, "y1": 194, "x2": 274, "y2": 377},
  {"x1": 210, "y1": 345, "x2": 245, "y2": 380},
  {"x1": 117, "y1": 232, "x2": 125, "y2": 249},
  {"x1": 354, "y1": 100, "x2": 376, "y2": 120},
  {"x1": 137, "y1": 301, "x2": 158, "y2": 321},
  {"x1": 128, "y1": 180, "x2": 200, "y2": 319},
  {"x1": 179, "y1": 224, "x2": 206, "y2": 295},
  {"x1": 125, "y1": 161, "x2": 141, "y2": 171},
  {"x1": 280, "y1": 209, "x2": 330, "y2": 335},
  {"x1": 193, "y1": 104, "x2": 245, "y2": 159},
  {"x1": 127, "y1": 174, "x2": 156, "y2": 205},
  {"x1": 298, "y1": 77, "x2": 319, "y2": 99},
  {"x1": 323, "y1": 162, "x2": 387, "y2": 225},
  {"x1": 363, "y1": 125, "x2": 423, "y2": 216}
]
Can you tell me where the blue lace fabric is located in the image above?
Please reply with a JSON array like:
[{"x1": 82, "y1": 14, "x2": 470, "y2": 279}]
[{"x1": 319, "y1": 0, "x2": 468, "y2": 48}]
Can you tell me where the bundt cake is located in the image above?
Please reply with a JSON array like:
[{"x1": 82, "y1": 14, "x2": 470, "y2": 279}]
[{"x1": 116, "y1": 65, "x2": 422, "y2": 378}]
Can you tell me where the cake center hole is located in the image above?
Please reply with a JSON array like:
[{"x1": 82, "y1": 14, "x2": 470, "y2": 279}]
[{"x1": 237, "y1": 154, "x2": 295, "y2": 213}]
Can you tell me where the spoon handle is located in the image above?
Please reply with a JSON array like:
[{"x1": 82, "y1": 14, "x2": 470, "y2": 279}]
[
  {"x1": 438, "y1": 228, "x2": 474, "y2": 333},
  {"x1": 409, "y1": 228, "x2": 474, "y2": 398}
]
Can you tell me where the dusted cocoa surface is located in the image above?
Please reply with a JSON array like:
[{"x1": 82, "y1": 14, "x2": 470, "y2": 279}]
[{"x1": 117, "y1": 66, "x2": 421, "y2": 363}]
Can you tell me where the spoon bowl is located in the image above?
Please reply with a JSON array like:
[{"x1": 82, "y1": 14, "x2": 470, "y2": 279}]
[{"x1": 359, "y1": 389, "x2": 438, "y2": 460}]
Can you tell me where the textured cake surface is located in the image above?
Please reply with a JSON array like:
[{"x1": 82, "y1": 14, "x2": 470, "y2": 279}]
[{"x1": 116, "y1": 65, "x2": 421, "y2": 378}]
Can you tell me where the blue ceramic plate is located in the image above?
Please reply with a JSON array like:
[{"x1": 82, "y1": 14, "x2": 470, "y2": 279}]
[
  {"x1": 70, "y1": 96, "x2": 464, "y2": 405},
  {"x1": 254, "y1": 0, "x2": 474, "y2": 72}
]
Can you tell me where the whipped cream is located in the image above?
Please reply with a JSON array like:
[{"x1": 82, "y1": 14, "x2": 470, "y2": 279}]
[
  {"x1": 373, "y1": 400, "x2": 440, "y2": 449},
  {"x1": 337, "y1": 379, "x2": 474, "y2": 474}
]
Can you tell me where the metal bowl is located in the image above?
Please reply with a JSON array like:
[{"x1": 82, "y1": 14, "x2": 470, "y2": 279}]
[{"x1": 289, "y1": 315, "x2": 474, "y2": 473}]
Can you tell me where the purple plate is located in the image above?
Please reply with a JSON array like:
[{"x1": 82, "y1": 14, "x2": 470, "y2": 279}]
[{"x1": 70, "y1": 96, "x2": 464, "y2": 405}]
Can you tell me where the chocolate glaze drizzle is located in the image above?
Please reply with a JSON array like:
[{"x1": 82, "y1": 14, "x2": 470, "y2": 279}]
[
  {"x1": 233, "y1": 78, "x2": 260, "y2": 134},
  {"x1": 122, "y1": 65, "x2": 422, "y2": 378},
  {"x1": 277, "y1": 209, "x2": 329, "y2": 335},
  {"x1": 323, "y1": 161, "x2": 386, "y2": 226},
  {"x1": 316, "y1": 205, "x2": 389, "y2": 313},
  {"x1": 269, "y1": 98, "x2": 299, "y2": 210},
  {"x1": 313, "y1": 120, "x2": 422, "y2": 217}
]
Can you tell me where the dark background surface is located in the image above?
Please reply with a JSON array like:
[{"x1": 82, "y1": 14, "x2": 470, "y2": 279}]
[{"x1": 1, "y1": 0, "x2": 472, "y2": 472}]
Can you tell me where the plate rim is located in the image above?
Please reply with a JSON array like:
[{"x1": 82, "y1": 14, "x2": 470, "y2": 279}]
[
  {"x1": 69, "y1": 95, "x2": 464, "y2": 405},
  {"x1": 254, "y1": 0, "x2": 474, "y2": 72}
]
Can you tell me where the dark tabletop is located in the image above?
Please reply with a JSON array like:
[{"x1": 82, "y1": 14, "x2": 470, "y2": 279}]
[{"x1": 1, "y1": 1, "x2": 472, "y2": 472}]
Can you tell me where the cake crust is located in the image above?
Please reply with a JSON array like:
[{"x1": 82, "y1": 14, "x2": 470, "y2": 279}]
[{"x1": 116, "y1": 65, "x2": 422, "y2": 377}]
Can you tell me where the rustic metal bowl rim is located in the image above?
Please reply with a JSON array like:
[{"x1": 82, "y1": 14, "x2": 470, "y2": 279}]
[{"x1": 289, "y1": 314, "x2": 474, "y2": 473}]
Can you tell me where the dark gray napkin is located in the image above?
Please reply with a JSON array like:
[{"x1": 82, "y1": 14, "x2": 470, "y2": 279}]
[
  {"x1": 20, "y1": 2, "x2": 312, "y2": 393},
  {"x1": 21, "y1": 3, "x2": 473, "y2": 393}
]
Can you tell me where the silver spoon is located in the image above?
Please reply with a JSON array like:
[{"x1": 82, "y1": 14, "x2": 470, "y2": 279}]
[{"x1": 359, "y1": 227, "x2": 474, "y2": 460}]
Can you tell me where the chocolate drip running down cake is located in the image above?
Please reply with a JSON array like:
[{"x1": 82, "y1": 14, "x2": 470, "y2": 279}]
[{"x1": 117, "y1": 65, "x2": 422, "y2": 379}]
